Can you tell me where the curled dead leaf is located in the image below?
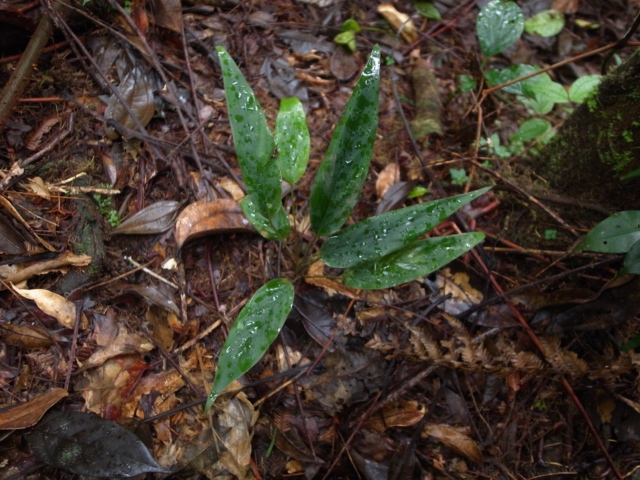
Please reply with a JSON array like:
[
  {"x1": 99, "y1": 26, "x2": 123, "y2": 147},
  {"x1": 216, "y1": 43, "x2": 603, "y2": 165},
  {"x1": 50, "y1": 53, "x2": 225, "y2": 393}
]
[
  {"x1": 174, "y1": 199, "x2": 255, "y2": 250},
  {"x1": 0, "y1": 388, "x2": 67, "y2": 430},
  {"x1": 11, "y1": 284, "x2": 89, "y2": 329},
  {"x1": 377, "y1": 3, "x2": 419, "y2": 43},
  {"x1": 422, "y1": 423, "x2": 484, "y2": 464},
  {"x1": 376, "y1": 163, "x2": 400, "y2": 198},
  {"x1": 0, "y1": 324, "x2": 55, "y2": 348},
  {"x1": 0, "y1": 252, "x2": 91, "y2": 285}
]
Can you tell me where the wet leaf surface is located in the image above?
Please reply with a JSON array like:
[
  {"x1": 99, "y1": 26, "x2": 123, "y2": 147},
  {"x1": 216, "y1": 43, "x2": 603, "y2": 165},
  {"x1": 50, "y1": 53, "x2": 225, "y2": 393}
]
[
  {"x1": 310, "y1": 45, "x2": 381, "y2": 236},
  {"x1": 25, "y1": 410, "x2": 169, "y2": 477}
]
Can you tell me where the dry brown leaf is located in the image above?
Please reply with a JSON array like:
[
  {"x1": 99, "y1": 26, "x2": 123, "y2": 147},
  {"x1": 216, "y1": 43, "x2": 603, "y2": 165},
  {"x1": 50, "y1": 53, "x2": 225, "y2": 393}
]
[
  {"x1": 151, "y1": 0, "x2": 183, "y2": 32},
  {"x1": 304, "y1": 260, "x2": 361, "y2": 299},
  {"x1": 0, "y1": 324, "x2": 55, "y2": 348},
  {"x1": 0, "y1": 252, "x2": 91, "y2": 285},
  {"x1": 383, "y1": 399, "x2": 425, "y2": 428},
  {"x1": 81, "y1": 318, "x2": 153, "y2": 370},
  {"x1": 422, "y1": 423, "x2": 484, "y2": 464},
  {"x1": 12, "y1": 284, "x2": 89, "y2": 329},
  {"x1": 552, "y1": 0, "x2": 579, "y2": 13},
  {"x1": 0, "y1": 195, "x2": 56, "y2": 251},
  {"x1": 174, "y1": 199, "x2": 255, "y2": 249},
  {"x1": 217, "y1": 177, "x2": 245, "y2": 201},
  {"x1": 104, "y1": 67, "x2": 155, "y2": 140},
  {"x1": 376, "y1": 163, "x2": 400, "y2": 198},
  {"x1": 23, "y1": 177, "x2": 51, "y2": 200},
  {"x1": 377, "y1": 3, "x2": 419, "y2": 43},
  {"x1": 111, "y1": 200, "x2": 183, "y2": 235},
  {"x1": 0, "y1": 388, "x2": 67, "y2": 430}
]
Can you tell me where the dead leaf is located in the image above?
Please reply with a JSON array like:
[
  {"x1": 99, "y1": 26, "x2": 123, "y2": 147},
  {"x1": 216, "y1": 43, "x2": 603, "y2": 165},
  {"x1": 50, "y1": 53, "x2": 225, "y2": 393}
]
[
  {"x1": 218, "y1": 177, "x2": 245, "y2": 201},
  {"x1": 0, "y1": 214, "x2": 26, "y2": 254},
  {"x1": 112, "y1": 200, "x2": 183, "y2": 235},
  {"x1": 552, "y1": 0, "x2": 579, "y2": 13},
  {"x1": 0, "y1": 388, "x2": 67, "y2": 430},
  {"x1": 376, "y1": 164, "x2": 400, "y2": 198},
  {"x1": 0, "y1": 252, "x2": 91, "y2": 285},
  {"x1": 0, "y1": 195, "x2": 56, "y2": 251},
  {"x1": 376, "y1": 180, "x2": 417, "y2": 215},
  {"x1": 0, "y1": 324, "x2": 55, "y2": 348},
  {"x1": 11, "y1": 284, "x2": 89, "y2": 329},
  {"x1": 330, "y1": 48, "x2": 360, "y2": 81},
  {"x1": 422, "y1": 423, "x2": 484, "y2": 464},
  {"x1": 150, "y1": 0, "x2": 182, "y2": 32},
  {"x1": 174, "y1": 199, "x2": 255, "y2": 250},
  {"x1": 377, "y1": 3, "x2": 419, "y2": 43},
  {"x1": 304, "y1": 260, "x2": 361, "y2": 300},
  {"x1": 383, "y1": 399, "x2": 425, "y2": 428},
  {"x1": 104, "y1": 66, "x2": 155, "y2": 140},
  {"x1": 23, "y1": 177, "x2": 51, "y2": 200}
]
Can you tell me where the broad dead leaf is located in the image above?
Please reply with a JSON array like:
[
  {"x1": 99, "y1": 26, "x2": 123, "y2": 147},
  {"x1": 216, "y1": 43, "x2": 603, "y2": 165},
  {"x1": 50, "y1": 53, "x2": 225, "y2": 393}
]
[
  {"x1": 0, "y1": 195, "x2": 56, "y2": 251},
  {"x1": 112, "y1": 200, "x2": 183, "y2": 235},
  {"x1": 552, "y1": 0, "x2": 579, "y2": 13},
  {"x1": 422, "y1": 423, "x2": 484, "y2": 464},
  {"x1": 12, "y1": 284, "x2": 89, "y2": 329},
  {"x1": 376, "y1": 163, "x2": 400, "y2": 198},
  {"x1": 23, "y1": 177, "x2": 51, "y2": 200},
  {"x1": 0, "y1": 388, "x2": 67, "y2": 430},
  {"x1": 151, "y1": 0, "x2": 183, "y2": 32},
  {"x1": 104, "y1": 67, "x2": 155, "y2": 139},
  {"x1": 174, "y1": 199, "x2": 255, "y2": 249},
  {"x1": 0, "y1": 324, "x2": 55, "y2": 348},
  {"x1": 377, "y1": 3, "x2": 419, "y2": 42}
]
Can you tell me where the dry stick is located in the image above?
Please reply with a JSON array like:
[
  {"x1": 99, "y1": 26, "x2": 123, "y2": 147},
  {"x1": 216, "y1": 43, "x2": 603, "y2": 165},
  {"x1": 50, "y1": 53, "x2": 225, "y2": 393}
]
[{"x1": 0, "y1": 0, "x2": 66, "y2": 130}]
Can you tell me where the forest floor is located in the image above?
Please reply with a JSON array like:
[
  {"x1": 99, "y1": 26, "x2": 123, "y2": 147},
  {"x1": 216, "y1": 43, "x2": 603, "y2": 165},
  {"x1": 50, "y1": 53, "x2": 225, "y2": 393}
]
[{"x1": 1, "y1": 0, "x2": 640, "y2": 479}]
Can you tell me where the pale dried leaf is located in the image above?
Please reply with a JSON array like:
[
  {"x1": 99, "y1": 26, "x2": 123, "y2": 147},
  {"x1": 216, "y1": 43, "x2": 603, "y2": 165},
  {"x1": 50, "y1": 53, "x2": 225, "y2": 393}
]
[
  {"x1": 304, "y1": 260, "x2": 361, "y2": 299},
  {"x1": 383, "y1": 399, "x2": 425, "y2": 428},
  {"x1": 376, "y1": 163, "x2": 400, "y2": 198},
  {"x1": 218, "y1": 177, "x2": 245, "y2": 201},
  {"x1": 112, "y1": 200, "x2": 183, "y2": 235},
  {"x1": 0, "y1": 388, "x2": 67, "y2": 430},
  {"x1": 377, "y1": 3, "x2": 419, "y2": 42},
  {"x1": 0, "y1": 252, "x2": 91, "y2": 284},
  {"x1": 422, "y1": 423, "x2": 484, "y2": 464},
  {"x1": 174, "y1": 199, "x2": 255, "y2": 249},
  {"x1": 11, "y1": 284, "x2": 88, "y2": 329},
  {"x1": 24, "y1": 177, "x2": 51, "y2": 200},
  {"x1": 81, "y1": 321, "x2": 153, "y2": 370}
]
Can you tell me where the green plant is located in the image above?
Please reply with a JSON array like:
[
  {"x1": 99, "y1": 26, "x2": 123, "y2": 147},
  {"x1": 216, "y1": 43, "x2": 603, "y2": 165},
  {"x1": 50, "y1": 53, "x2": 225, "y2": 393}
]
[
  {"x1": 334, "y1": 19, "x2": 361, "y2": 52},
  {"x1": 93, "y1": 194, "x2": 120, "y2": 227},
  {"x1": 205, "y1": 45, "x2": 490, "y2": 410}
]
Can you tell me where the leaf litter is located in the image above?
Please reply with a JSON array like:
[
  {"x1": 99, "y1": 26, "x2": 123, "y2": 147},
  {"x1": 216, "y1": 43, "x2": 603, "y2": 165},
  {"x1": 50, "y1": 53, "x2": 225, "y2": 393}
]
[{"x1": 2, "y1": 1, "x2": 640, "y2": 479}]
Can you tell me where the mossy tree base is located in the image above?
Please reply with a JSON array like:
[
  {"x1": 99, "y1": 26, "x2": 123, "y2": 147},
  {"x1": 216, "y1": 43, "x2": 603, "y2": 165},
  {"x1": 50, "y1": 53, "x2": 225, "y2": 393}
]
[{"x1": 537, "y1": 49, "x2": 640, "y2": 210}]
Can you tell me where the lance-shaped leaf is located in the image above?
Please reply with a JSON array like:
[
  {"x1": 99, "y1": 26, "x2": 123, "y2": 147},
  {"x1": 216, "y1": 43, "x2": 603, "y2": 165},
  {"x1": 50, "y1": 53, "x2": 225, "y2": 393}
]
[
  {"x1": 216, "y1": 46, "x2": 288, "y2": 238},
  {"x1": 310, "y1": 45, "x2": 381, "y2": 236},
  {"x1": 575, "y1": 211, "x2": 640, "y2": 253},
  {"x1": 206, "y1": 278, "x2": 294, "y2": 411},
  {"x1": 111, "y1": 200, "x2": 183, "y2": 235},
  {"x1": 275, "y1": 97, "x2": 310, "y2": 184},
  {"x1": 240, "y1": 194, "x2": 290, "y2": 240},
  {"x1": 343, "y1": 233, "x2": 485, "y2": 290},
  {"x1": 322, "y1": 188, "x2": 490, "y2": 268}
]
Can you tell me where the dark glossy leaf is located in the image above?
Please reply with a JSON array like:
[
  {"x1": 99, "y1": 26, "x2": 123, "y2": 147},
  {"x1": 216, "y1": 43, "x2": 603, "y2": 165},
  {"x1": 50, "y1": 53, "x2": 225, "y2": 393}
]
[
  {"x1": 477, "y1": 0, "x2": 524, "y2": 57},
  {"x1": 575, "y1": 211, "x2": 640, "y2": 253},
  {"x1": 310, "y1": 45, "x2": 381, "y2": 236},
  {"x1": 322, "y1": 188, "x2": 490, "y2": 268},
  {"x1": 25, "y1": 410, "x2": 168, "y2": 477},
  {"x1": 240, "y1": 194, "x2": 290, "y2": 240},
  {"x1": 217, "y1": 47, "x2": 288, "y2": 237},
  {"x1": 275, "y1": 97, "x2": 310, "y2": 184},
  {"x1": 621, "y1": 240, "x2": 640, "y2": 275},
  {"x1": 206, "y1": 279, "x2": 294, "y2": 410},
  {"x1": 111, "y1": 200, "x2": 183, "y2": 235},
  {"x1": 343, "y1": 233, "x2": 485, "y2": 290}
]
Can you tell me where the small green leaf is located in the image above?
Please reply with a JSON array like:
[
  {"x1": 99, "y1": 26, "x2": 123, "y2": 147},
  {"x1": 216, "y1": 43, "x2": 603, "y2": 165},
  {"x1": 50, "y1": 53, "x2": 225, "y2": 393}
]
[
  {"x1": 477, "y1": 0, "x2": 524, "y2": 56},
  {"x1": 240, "y1": 195, "x2": 290, "y2": 240},
  {"x1": 310, "y1": 46, "x2": 381, "y2": 236},
  {"x1": 484, "y1": 64, "x2": 539, "y2": 95},
  {"x1": 569, "y1": 74, "x2": 601, "y2": 103},
  {"x1": 524, "y1": 10, "x2": 565, "y2": 37},
  {"x1": 341, "y1": 19, "x2": 361, "y2": 33},
  {"x1": 509, "y1": 118, "x2": 551, "y2": 143},
  {"x1": 523, "y1": 79, "x2": 568, "y2": 105},
  {"x1": 450, "y1": 168, "x2": 469, "y2": 186},
  {"x1": 206, "y1": 279, "x2": 294, "y2": 411},
  {"x1": 620, "y1": 240, "x2": 640, "y2": 275},
  {"x1": 575, "y1": 211, "x2": 640, "y2": 253},
  {"x1": 544, "y1": 229, "x2": 557, "y2": 240},
  {"x1": 275, "y1": 98, "x2": 310, "y2": 184},
  {"x1": 335, "y1": 30, "x2": 356, "y2": 52},
  {"x1": 459, "y1": 74, "x2": 477, "y2": 92},
  {"x1": 407, "y1": 185, "x2": 430, "y2": 199},
  {"x1": 216, "y1": 46, "x2": 288, "y2": 236},
  {"x1": 343, "y1": 233, "x2": 485, "y2": 289},
  {"x1": 415, "y1": 1, "x2": 441, "y2": 20},
  {"x1": 321, "y1": 188, "x2": 490, "y2": 268}
]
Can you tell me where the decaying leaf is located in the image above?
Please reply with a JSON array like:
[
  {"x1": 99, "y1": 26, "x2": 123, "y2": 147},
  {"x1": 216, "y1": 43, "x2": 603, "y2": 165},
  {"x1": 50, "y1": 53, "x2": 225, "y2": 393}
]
[
  {"x1": 0, "y1": 195, "x2": 56, "y2": 251},
  {"x1": 111, "y1": 200, "x2": 183, "y2": 235},
  {"x1": 422, "y1": 423, "x2": 484, "y2": 464},
  {"x1": 174, "y1": 199, "x2": 255, "y2": 249},
  {"x1": 0, "y1": 214, "x2": 26, "y2": 254},
  {"x1": 150, "y1": 0, "x2": 182, "y2": 32},
  {"x1": 104, "y1": 67, "x2": 155, "y2": 140},
  {"x1": 23, "y1": 177, "x2": 51, "y2": 200},
  {"x1": 0, "y1": 388, "x2": 67, "y2": 430},
  {"x1": 25, "y1": 410, "x2": 169, "y2": 477},
  {"x1": 0, "y1": 252, "x2": 91, "y2": 284},
  {"x1": 377, "y1": 3, "x2": 419, "y2": 42},
  {"x1": 11, "y1": 284, "x2": 89, "y2": 329},
  {"x1": 304, "y1": 260, "x2": 361, "y2": 300},
  {"x1": 0, "y1": 324, "x2": 56, "y2": 348},
  {"x1": 375, "y1": 180, "x2": 416, "y2": 215}
]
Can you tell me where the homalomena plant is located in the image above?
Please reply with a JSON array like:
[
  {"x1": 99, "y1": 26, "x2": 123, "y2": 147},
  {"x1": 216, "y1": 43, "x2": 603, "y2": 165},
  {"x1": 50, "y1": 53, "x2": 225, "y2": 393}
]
[{"x1": 206, "y1": 45, "x2": 489, "y2": 410}]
